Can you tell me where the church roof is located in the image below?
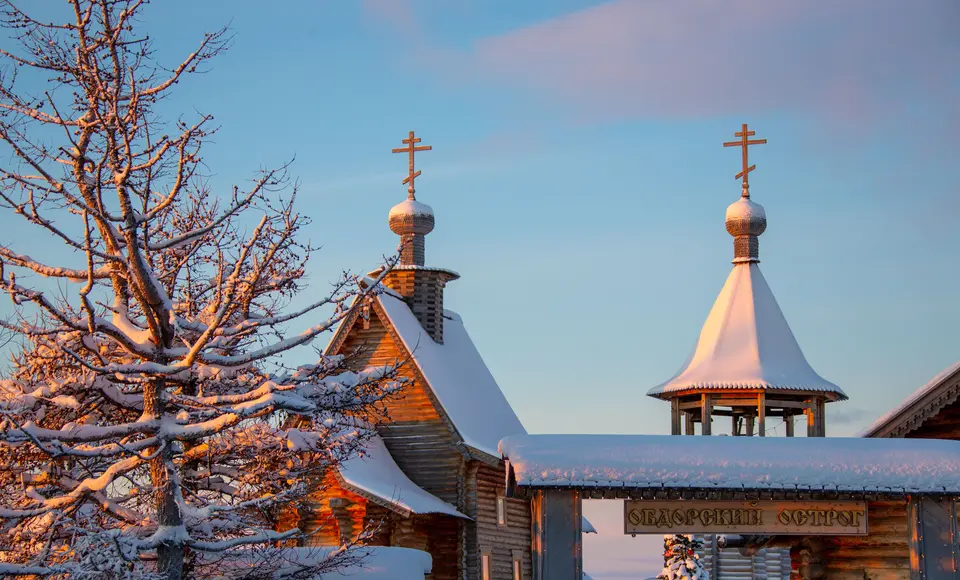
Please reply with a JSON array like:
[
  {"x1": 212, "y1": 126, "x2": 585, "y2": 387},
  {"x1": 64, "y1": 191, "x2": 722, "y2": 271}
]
[
  {"x1": 338, "y1": 435, "x2": 468, "y2": 519},
  {"x1": 860, "y1": 360, "x2": 960, "y2": 438},
  {"x1": 377, "y1": 290, "x2": 527, "y2": 458},
  {"x1": 648, "y1": 262, "x2": 846, "y2": 399}
]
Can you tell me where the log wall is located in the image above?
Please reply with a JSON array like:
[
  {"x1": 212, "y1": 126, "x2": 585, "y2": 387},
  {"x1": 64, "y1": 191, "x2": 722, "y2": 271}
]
[
  {"x1": 795, "y1": 500, "x2": 911, "y2": 580},
  {"x1": 465, "y1": 462, "x2": 532, "y2": 580}
]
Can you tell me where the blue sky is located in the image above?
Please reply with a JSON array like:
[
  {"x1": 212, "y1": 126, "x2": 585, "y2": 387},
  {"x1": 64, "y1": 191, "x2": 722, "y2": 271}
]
[{"x1": 2, "y1": 1, "x2": 959, "y2": 577}]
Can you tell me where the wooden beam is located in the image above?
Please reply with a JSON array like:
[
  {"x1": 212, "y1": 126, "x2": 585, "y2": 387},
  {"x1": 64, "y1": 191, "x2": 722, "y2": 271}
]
[
  {"x1": 701, "y1": 394, "x2": 713, "y2": 436},
  {"x1": 678, "y1": 400, "x2": 702, "y2": 411},
  {"x1": 746, "y1": 415, "x2": 755, "y2": 436},
  {"x1": 785, "y1": 413, "x2": 795, "y2": 437},
  {"x1": 907, "y1": 497, "x2": 960, "y2": 580},
  {"x1": 685, "y1": 412, "x2": 695, "y2": 436},
  {"x1": 807, "y1": 403, "x2": 817, "y2": 437},
  {"x1": 758, "y1": 392, "x2": 766, "y2": 437},
  {"x1": 731, "y1": 414, "x2": 738, "y2": 436},
  {"x1": 818, "y1": 398, "x2": 827, "y2": 437},
  {"x1": 671, "y1": 398, "x2": 681, "y2": 435},
  {"x1": 531, "y1": 490, "x2": 583, "y2": 580},
  {"x1": 765, "y1": 399, "x2": 814, "y2": 410}
]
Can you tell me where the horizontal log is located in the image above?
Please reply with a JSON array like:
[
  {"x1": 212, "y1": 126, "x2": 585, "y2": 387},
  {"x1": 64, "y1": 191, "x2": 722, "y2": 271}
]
[
  {"x1": 823, "y1": 569, "x2": 910, "y2": 580},
  {"x1": 827, "y1": 558, "x2": 910, "y2": 571},
  {"x1": 824, "y1": 546, "x2": 909, "y2": 558},
  {"x1": 827, "y1": 537, "x2": 909, "y2": 548}
]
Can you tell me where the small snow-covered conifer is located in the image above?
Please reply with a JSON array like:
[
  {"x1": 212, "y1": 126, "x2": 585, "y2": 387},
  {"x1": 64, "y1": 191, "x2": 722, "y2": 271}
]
[
  {"x1": 0, "y1": 1, "x2": 401, "y2": 577},
  {"x1": 657, "y1": 534, "x2": 710, "y2": 580}
]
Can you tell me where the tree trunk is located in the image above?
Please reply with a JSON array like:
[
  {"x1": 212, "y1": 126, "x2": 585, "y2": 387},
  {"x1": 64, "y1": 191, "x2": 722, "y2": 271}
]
[{"x1": 145, "y1": 379, "x2": 184, "y2": 579}]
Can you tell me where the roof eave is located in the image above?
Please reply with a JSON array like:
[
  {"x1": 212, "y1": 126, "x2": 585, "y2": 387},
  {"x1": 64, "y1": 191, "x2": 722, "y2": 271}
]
[{"x1": 335, "y1": 472, "x2": 471, "y2": 521}]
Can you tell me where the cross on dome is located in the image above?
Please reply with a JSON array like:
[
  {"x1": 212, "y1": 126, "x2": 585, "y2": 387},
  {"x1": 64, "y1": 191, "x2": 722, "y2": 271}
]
[
  {"x1": 723, "y1": 123, "x2": 767, "y2": 196},
  {"x1": 391, "y1": 130, "x2": 432, "y2": 199}
]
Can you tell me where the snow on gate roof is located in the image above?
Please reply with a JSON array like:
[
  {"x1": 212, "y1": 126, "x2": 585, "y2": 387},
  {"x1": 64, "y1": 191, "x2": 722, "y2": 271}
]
[
  {"x1": 498, "y1": 434, "x2": 960, "y2": 494},
  {"x1": 377, "y1": 291, "x2": 526, "y2": 458}
]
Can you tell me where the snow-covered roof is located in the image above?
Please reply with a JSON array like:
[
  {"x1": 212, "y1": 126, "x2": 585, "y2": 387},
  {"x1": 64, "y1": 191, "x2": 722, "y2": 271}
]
[
  {"x1": 860, "y1": 360, "x2": 960, "y2": 438},
  {"x1": 649, "y1": 263, "x2": 845, "y2": 398},
  {"x1": 339, "y1": 435, "x2": 468, "y2": 519},
  {"x1": 581, "y1": 515, "x2": 597, "y2": 534},
  {"x1": 389, "y1": 198, "x2": 434, "y2": 219},
  {"x1": 499, "y1": 434, "x2": 960, "y2": 494},
  {"x1": 377, "y1": 291, "x2": 526, "y2": 458}
]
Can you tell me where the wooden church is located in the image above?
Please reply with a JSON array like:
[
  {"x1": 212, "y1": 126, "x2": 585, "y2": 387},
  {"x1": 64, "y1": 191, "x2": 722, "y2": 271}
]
[{"x1": 291, "y1": 132, "x2": 536, "y2": 580}]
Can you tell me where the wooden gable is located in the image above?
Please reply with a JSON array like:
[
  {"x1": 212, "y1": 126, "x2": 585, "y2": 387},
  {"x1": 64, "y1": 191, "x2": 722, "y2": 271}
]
[
  {"x1": 327, "y1": 301, "x2": 467, "y2": 506},
  {"x1": 325, "y1": 299, "x2": 534, "y2": 580}
]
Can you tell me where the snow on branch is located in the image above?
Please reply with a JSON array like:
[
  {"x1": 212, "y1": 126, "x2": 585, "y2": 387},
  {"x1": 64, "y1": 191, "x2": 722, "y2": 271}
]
[{"x1": 0, "y1": 1, "x2": 403, "y2": 576}]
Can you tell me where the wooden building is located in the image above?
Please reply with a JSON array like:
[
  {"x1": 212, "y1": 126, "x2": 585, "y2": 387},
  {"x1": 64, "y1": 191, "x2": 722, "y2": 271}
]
[{"x1": 292, "y1": 132, "x2": 540, "y2": 580}]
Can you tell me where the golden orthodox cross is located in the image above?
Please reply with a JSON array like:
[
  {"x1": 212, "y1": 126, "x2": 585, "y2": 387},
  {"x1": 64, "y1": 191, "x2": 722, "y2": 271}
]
[
  {"x1": 392, "y1": 130, "x2": 432, "y2": 199},
  {"x1": 723, "y1": 123, "x2": 767, "y2": 194}
]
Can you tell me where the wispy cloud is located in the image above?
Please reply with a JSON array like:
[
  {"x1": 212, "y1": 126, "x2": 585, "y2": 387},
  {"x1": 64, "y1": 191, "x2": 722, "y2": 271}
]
[{"x1": 381, "y1": 0, "x2": 958, "y2": 129}]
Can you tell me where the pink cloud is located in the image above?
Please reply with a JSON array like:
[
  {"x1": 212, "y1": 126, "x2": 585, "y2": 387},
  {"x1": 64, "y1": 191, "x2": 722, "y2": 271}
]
[{"x1": 451, "y1": 0, "x2": 959, "y2": 124}]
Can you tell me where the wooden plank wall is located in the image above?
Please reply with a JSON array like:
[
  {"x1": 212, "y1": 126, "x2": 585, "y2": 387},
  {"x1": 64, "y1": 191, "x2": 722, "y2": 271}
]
[
  {"x1": 815, "y1": 500, "x2": 910, "y2": 580},
  {"x1": 337, "y1": 312, "x2": 464, "y2": 505},
  {"x1": 467, "y1": 462, "x2": 533, "y2": 580}
]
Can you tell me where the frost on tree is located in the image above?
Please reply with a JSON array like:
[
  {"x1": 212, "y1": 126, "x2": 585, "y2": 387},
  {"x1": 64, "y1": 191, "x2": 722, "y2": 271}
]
[
  {"x1": 658, "y1": 535, "x2": 710, "y2": 580},
  {"x1": 0, "y1": 1, "x2": 401, "y2": 577}
]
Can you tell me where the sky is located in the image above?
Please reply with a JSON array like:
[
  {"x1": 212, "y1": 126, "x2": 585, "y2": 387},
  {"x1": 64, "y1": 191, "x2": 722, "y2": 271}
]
[{"x1": 1, "y1": 1, "x2": 959, "y2": 578}]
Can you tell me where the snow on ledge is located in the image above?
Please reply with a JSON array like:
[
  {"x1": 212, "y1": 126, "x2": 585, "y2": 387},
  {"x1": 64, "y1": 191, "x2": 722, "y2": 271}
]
[
  {"x1": 581, "y1": 515, "x2": 597, "y2": 534},
  {"x1": 339, "y1": 436, "x2": 468, "y2": 519},
  {"x1": 499, "y1": 434, "x2": 960, "y2": 494}
]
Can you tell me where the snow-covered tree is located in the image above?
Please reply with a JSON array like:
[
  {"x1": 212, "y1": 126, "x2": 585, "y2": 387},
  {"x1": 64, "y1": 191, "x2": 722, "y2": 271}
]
[
  {"x1": 0, "y1": 1, "x2": 401, "y2": 577},
  {"x1": 657, "y1": 534, "x2": 710, "y2": 580}
]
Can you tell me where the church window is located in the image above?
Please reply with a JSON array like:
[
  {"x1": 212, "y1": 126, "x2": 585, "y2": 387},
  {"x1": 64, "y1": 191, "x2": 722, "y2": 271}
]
[
  {"x1": 497, "y1": 497, "x2": 507, "y2": 527},
  {"x1": 481, "y1": 553, "x2": 492, "y2": 580}
]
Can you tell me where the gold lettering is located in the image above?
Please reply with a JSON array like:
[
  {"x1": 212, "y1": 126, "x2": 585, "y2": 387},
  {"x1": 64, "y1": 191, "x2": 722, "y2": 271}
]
[
  {"x1": 656, "y1": 509, "x2": 671, "y2": 528},
  {"x1": 700, "y1": 510, "x2": 714, "y2": 526},
  {"x1": 794, "y1": 510, "x2": 808, "y2": 526},
  {"x1": 836, "y1": 511, "x2": 850, "y2": 527},
  {"x1": 825, "y1": 511, "x2": 837, "y2": 526},
  {"x1": 643, "y1": 509, "x2": 657, "y2": 526},
  {"x1": 672, "y1": 510, "x2": 685, "y2": 526},
  {"x1": 628, "y1": 510, "x2": 642, "y2": 526},
  {"x1": 756, "y1": 509, "x2": 763, "y2": 526},
  {"x1": 850, "y1": 510, "x2": 863, "y2": 528},
  {"x1": 778, "y1": 510, "x2": 791, "y2": 525},
  {"x1": 686, "y1": 509, "x2": 698, "y2": 526},
  {"x1": 731, "y1": 510, "x2": 742, "y2": 525}
]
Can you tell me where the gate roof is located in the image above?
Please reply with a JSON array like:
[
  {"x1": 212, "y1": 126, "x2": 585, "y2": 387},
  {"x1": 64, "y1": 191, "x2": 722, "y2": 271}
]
[{"x1": 499, "y1": 434, "x2": 960, "y2": 496}]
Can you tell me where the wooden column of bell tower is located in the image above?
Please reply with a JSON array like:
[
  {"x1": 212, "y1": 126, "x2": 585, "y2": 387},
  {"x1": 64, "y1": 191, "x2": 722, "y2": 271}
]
[{"x1": 669, "y1": 391, "x2": 827, "y2": 437}]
